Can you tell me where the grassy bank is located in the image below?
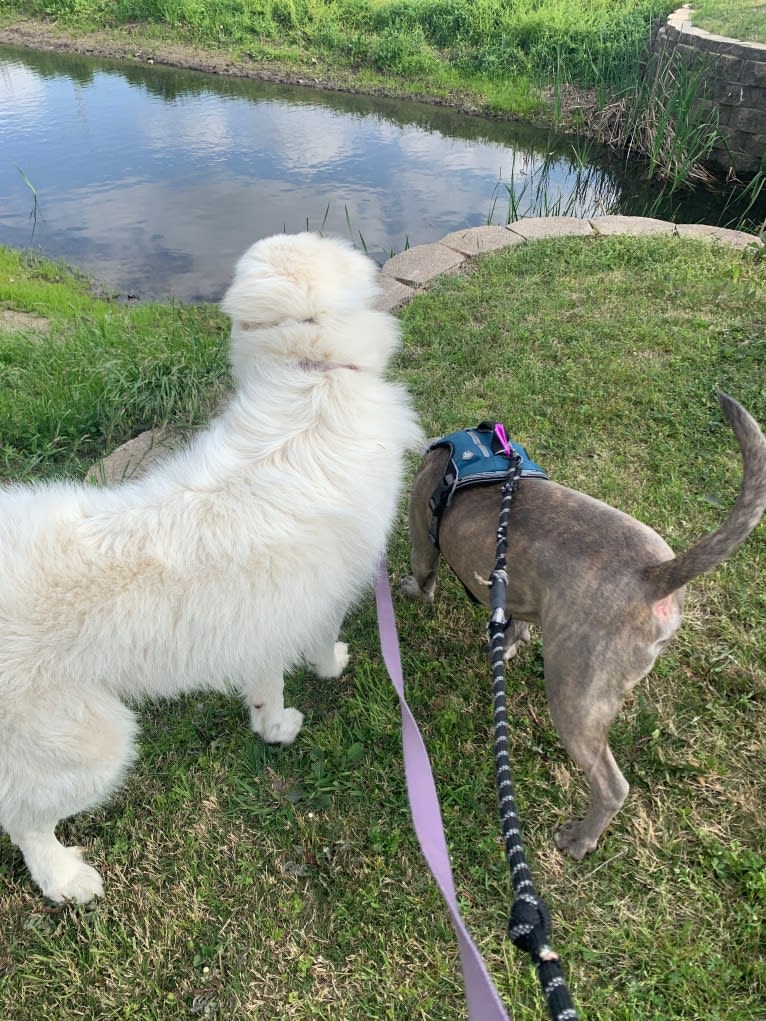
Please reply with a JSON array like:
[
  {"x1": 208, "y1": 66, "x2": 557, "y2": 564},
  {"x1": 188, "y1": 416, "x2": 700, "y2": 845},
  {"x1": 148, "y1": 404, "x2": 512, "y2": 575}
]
[
  {"x1": 0, "y1": 1, "x2": 676, "y2": 134},
  {"x1": 2, "y1": 0, "x2": 673, "y2": 97},
  {"x1": 0, "y1": 248, "x2": 228, "y2": 479},
  {"x1": 1, "y1": 235, "x2": 764, "y2": 1019}
]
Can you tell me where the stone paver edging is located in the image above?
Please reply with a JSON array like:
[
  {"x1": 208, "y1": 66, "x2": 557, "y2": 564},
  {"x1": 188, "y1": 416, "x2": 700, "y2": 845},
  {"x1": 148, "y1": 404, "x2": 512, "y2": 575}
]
[
  {"x1": 89, "y1": 216, "x2": 762, "y2": 481},
  {"x1": 373, "y1": 215, "x2": 762, "y2": 311}
]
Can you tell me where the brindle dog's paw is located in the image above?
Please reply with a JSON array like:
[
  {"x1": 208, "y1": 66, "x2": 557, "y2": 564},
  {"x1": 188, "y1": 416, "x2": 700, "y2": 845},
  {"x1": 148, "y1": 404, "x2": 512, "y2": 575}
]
[
  {"x1": 554, "y1": 819, "x2": 598, "y2": 860},
  {"x1": 503, "y1": 621, "x2": 531, "y2": 660},
  {"x1": 401, "y1": 575, "x2": 434, "y2": 602}
]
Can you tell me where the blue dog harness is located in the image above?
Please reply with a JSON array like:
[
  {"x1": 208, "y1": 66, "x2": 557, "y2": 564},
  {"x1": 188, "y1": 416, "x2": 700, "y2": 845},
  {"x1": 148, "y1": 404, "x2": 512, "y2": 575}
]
[{"x1": 428, "y1": 423, "x2": 548, "y2": 548}]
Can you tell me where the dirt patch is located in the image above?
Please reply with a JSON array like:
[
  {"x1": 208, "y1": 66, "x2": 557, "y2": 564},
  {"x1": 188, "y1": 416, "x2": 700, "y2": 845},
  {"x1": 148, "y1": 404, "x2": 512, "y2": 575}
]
[
  {"x1": 0, "y1": 308, "x2": 50, "y2": 334},
  {"x1": 0, "y1": 18, "x2": 287, "y2": 78},
  {"x1": 0, "y1": 18, "x2": 312, "y2": 83}
]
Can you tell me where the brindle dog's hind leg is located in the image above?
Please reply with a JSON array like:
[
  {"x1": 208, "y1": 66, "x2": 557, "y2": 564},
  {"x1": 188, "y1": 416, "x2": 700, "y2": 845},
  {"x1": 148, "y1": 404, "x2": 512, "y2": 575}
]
[
  {"x1": 543, "y1": 648, "x2": 631, "y2": 858},
  {"x1": 402, "y1": 489, "x2": 441, "y2": 603}
]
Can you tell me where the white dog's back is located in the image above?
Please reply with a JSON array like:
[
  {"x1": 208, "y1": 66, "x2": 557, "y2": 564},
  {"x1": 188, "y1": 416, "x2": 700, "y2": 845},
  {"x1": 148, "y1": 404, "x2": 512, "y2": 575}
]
[{"x1": 0, "y1": 233, "x2": 422, "y2": 902}]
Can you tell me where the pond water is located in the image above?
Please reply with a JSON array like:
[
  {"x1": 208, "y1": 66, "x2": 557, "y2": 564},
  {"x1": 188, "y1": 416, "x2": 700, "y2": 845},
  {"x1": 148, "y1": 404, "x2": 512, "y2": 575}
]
[{"x1": 0, "y1": 44, "x2": 758, "y2": 302}]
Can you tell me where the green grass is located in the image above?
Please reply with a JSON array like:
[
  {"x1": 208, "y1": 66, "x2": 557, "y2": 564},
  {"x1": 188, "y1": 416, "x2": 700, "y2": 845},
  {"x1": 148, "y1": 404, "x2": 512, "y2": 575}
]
[
  {"x1": 690, "y1": 0, "x2": 766, "y2": 43},
  {"x1": 0, "y1": 247, "x2": 229, "y2": 478},
  {"x1": 1, "y1": 235, "x2": 765, "y2": 1019}
]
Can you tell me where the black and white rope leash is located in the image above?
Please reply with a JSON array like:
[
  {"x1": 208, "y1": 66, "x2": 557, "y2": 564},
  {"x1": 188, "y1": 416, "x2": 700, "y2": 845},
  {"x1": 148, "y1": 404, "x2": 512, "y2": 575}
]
[{"x1": 488, "y1": 453, "x2": 579, "y2": 1021}]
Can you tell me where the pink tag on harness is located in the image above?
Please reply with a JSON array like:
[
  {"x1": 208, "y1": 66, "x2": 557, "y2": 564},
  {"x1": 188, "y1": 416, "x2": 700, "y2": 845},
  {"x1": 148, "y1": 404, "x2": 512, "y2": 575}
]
[{"x1": 493, "y1": 423, "x2": 511, "y2": 457}]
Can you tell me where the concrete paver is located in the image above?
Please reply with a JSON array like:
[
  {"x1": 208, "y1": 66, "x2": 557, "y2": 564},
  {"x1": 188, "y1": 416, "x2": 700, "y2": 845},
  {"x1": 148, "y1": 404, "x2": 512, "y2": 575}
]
[
  {"x1": 674, "y1": 223, "x2": 764, "y2": 248},
  {"x1": 374, "y1": 274, "x2": 416, "y2": 313},
  {"x1": 439, "y1": 225, "x2": 525, "y2": 256},
  {"x1": 590, "y1": 215, "x2": 675, "y2": 236},
  {"x1": 87, "y1": 426, "x2": 187, "y2": 484},
  {"x1": 507, "y1": 216, "x2": 594, "y2": 240},
  {"x1": 380, "y1": 243, "x2": 466, "y2": 287}
]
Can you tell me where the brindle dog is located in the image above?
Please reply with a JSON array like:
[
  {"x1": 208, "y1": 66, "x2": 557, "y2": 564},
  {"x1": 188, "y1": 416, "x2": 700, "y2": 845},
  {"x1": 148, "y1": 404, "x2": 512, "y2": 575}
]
[{"x1": 403, "y1": 393, "x2": 766, "y2": 857}]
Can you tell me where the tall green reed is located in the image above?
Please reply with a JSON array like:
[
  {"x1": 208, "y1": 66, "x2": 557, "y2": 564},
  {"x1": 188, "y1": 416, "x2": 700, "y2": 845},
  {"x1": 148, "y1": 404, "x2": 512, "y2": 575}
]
[
  {"x1": 15, "y1": 167, "x2": 44, "y2": 237},
  {"x1": 617, "y1": 49, "x2": 725, "y2": 189},
  {"x1": 487, "y1": 148, "x2": 622, "y2": 224}
]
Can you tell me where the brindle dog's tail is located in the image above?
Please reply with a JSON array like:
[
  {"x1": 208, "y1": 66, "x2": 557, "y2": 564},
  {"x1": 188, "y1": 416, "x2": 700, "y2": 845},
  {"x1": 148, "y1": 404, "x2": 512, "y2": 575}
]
[{"x1": 644, "y1": 392, "x2": 766, "y2": 600}]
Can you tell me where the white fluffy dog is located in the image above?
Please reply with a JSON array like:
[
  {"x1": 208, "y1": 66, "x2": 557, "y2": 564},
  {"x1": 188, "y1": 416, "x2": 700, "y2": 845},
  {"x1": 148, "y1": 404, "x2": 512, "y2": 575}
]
[{"x1": 0, "y1": 232, "x2": 422, "y2": 904}]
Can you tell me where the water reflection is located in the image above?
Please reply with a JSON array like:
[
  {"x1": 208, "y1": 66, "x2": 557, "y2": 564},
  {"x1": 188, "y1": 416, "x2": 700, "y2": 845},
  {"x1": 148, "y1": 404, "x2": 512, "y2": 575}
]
[{"x1": 0, "y1": 44, "x2": 755, "y2": 302}]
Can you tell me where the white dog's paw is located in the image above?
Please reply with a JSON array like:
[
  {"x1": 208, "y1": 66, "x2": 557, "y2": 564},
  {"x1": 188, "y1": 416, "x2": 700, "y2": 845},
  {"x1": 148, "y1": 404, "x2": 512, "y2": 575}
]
[
  {"x1": 43, "y1": 846, "x2": 104, "y2": 904},
  {"x1": 312, "y1": 641, "x2": 350, "y2": 679},
  {"x1": 251, "y1": 707, "x2": 305, "y2": 745},
  {"x1": 328, "y1": 641, "x2": 350, "y2": 677}
]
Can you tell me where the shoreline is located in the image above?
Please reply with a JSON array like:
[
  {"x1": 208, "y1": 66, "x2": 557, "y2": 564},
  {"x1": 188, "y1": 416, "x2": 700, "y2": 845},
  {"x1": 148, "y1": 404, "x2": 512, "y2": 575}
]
[{"x1": 0, "y1": 17, "x2": 530, "y2": 125}]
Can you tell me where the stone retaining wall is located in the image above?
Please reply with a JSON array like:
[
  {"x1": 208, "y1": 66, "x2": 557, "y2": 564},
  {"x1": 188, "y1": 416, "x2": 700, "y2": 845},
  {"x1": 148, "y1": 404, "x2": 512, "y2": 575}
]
[{"x1": 653, "y1": 5, "x2": 766, "y2": 179}]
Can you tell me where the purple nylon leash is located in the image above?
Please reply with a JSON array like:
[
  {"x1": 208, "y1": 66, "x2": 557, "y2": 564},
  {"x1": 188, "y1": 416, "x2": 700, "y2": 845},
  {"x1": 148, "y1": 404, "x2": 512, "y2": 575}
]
[{"x1": 373, "y1": 561, "x2": 512, "y2": 1021}]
